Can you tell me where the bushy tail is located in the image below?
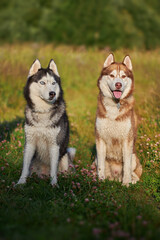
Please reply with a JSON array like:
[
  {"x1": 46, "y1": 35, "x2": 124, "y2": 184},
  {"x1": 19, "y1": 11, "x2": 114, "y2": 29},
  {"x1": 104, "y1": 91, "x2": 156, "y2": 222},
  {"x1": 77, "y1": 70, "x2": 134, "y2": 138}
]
[{"x1": 67, "y1": 147, "x2": 76, "y2": 162}]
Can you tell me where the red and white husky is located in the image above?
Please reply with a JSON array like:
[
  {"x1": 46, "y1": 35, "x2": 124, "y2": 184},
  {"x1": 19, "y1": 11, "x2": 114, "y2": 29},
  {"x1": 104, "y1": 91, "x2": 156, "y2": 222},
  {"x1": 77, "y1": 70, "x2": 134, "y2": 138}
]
[{"x1": 94, "y1": 53, "x2": 142, "y2": 186}]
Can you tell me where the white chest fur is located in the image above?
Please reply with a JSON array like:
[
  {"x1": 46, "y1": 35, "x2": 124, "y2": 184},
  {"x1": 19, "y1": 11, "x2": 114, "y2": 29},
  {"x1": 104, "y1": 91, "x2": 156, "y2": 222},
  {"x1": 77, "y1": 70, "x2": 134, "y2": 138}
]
[
  {"x1": 26, "y1": 108, "x2": 61, "y2": 128},
  {"x1": 96, "y1": 116, "x2": 131, "y2": 162},
  {"x1": 96, "y1": 117, "x2": 131, "y2": 141},
  {"x1": 105, "y1": 104, "x2": 121, "y2": 120},
  {"x1": 24, "y1": 125, "x2": 60, "y2": 164},
  {"x1": 25, "y1": 124, "x2": 60, "y2": 145}
]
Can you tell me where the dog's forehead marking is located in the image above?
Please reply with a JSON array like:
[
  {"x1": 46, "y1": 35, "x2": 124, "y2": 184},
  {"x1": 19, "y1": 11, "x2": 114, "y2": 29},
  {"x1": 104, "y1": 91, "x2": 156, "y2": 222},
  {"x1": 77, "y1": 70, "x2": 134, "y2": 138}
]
[
  {"x1": 102, "y1": 63, "x2": 132, "y2": 78},
  {"x1": 110, "y1": 69, "x2": 117, "y2": 76},
  {"x1": 110, "y1": 64, "x2": 126, "y2": 75},
  {"x1": 118, "y1": 64, "x2": 120, "y2": 74},
  {"x1": 120, "y1": 70, "x2": 125, "y2": 76},
  {"x1": 110, "y1": 69, "x2": 124, "y2": 77},
  {"x1": 39, "y1": 73, "x2": 56, "y2": 83}
]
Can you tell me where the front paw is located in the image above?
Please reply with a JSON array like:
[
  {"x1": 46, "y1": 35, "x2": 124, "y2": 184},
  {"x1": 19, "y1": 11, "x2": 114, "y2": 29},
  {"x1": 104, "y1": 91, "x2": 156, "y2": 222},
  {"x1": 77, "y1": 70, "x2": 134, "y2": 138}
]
[
  {"x1": 131, "y1": 174, "x2": 139, "y2": 184},
  {"x1": 122, "y1": 177, "x2": 131, "y2": 187},
  {"x1": 131, "y1": 179, "x2": 137, "y2": 184},
  {"x1": 16, "y1": 178, "x2": 26, "y2": 185},
  {"x1": 51, "y1": 178, "x2": 59, "y2": 188},
  {"x1": 122, "y1": 182, "x2": 130, "y2": 187},
  {"x1": 51, "y1": 183, "x2": 59, "y2": 188},
  {"x1": 98, "y1": 171, "x2": 105, "y2": 180}
]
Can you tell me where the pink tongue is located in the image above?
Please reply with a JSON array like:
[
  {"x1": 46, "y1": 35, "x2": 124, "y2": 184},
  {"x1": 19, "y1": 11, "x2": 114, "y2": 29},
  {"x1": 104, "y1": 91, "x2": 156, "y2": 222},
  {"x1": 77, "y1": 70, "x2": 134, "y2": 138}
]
[{"x1": 113, "y1": 91, "x2": 122, "y2": 99}]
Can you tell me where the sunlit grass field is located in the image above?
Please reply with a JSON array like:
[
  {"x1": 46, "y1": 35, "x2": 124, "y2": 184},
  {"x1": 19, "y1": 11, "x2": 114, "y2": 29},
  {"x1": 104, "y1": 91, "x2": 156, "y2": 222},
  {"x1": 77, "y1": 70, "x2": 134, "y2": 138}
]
[{"x1": 0, "y1": 44, "x2": 160, "y2": 240}]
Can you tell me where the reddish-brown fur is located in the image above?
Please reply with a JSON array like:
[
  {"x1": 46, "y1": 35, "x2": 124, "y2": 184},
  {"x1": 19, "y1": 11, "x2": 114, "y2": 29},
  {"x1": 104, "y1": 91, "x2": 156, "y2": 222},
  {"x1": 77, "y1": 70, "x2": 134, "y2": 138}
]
[
  {"x1": 96, "y1": 93, "x2": 107, "y2": 118},
  {"x1": 94, "y1": 56, "x2": 142, "y2": 184}
]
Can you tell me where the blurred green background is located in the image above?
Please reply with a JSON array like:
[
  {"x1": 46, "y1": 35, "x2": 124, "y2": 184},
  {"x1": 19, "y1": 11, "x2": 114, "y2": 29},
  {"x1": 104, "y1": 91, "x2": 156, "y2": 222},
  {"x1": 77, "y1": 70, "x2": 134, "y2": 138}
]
[{"x1": 0, "y1": 0, "x2": 160, "y2": 49}]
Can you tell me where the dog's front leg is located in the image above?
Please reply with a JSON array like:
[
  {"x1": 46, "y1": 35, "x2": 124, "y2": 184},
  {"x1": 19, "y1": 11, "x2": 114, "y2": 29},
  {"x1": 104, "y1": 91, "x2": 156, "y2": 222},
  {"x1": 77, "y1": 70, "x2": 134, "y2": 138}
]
[
  {"x1": 96, "y1": 137, "x2": 106, "y2": 180},
  {"x1": 17, "y1": 143, "x2": 35, "y2": 185},
  {"x1": 122, "y1": 140, "x2": 133, "y2": 186},
  {"x1": 49, "y1": 145, "x2": 60, "y2": 187}
]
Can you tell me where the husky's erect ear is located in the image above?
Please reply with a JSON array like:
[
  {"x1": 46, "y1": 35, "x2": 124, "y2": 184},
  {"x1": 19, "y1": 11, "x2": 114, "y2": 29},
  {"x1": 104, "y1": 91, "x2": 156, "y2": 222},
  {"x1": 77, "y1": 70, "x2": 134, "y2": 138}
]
[
  {"x1": 104, "y1": 53, "x2": 115, "y2": 68},
  {"x1": 48, "y1": 59, "x2": 60, "y2": 77},
  {"x1": 123, "y1": 55, "x2": 132, "y2": 71},
  {"x1": 28, "y1": 59, "x2": 41, "y2": 78}
]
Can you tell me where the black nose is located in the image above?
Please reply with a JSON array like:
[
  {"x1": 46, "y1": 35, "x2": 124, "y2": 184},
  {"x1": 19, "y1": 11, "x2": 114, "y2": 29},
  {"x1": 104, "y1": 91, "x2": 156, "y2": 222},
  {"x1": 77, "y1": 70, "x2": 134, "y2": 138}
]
[
  {"x1": 49, "y1": 91, "x2": 55, "y2": 97},
  {"x1": 115, "y1": 82, "x2": 122, "y2": 89}
]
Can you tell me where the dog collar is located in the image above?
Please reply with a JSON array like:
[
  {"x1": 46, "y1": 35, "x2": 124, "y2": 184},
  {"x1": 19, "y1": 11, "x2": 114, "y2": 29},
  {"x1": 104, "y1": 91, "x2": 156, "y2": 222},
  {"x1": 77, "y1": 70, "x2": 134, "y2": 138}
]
[
  {"x1": 117, "y1": 102, "x2": 120, "y2": 109},
  {"x1": 114, "y1": 98, "x2": 120, "y2": 109}
]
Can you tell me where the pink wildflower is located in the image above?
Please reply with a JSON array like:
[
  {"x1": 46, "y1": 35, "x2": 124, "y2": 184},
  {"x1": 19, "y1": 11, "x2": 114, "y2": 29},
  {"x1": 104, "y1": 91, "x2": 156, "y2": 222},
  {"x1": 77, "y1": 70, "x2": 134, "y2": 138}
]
[
  {"x1": 92, "y1": 228, "x2": 102, "y2": 237},
  {"x1": 142, "y1": 221, "x2": 148, "y2": 226},
  {"x1": 67, "y1": 218, "x2": 71, "y2": 223}
]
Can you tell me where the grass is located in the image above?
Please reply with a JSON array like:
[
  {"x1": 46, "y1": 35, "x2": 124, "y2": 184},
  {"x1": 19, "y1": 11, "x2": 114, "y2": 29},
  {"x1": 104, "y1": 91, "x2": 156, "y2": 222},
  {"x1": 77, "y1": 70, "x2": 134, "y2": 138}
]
[{"x1": 0, "y1": 43, "x2": 160, "y2": 240}]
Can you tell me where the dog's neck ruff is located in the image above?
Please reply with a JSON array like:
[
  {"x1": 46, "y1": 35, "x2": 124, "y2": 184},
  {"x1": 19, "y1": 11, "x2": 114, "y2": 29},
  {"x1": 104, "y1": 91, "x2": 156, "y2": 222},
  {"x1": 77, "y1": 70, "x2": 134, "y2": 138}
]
[
  {"x1": 32, "y1": 103, "x2": 58, "y2": 114},
  {"x1": 101, "y1": 92, "x2": 121, "y2": 110},
  {"x1": 32, "y1": 108, "x2": 52, "y2": 114},
  {"x1": 30, "y1": 96, "x2": 61, "y2": 113}
]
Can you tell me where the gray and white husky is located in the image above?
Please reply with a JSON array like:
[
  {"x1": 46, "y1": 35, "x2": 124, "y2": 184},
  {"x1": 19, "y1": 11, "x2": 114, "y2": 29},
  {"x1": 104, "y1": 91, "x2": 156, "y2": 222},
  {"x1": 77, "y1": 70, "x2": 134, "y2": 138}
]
[{"x1": 17, "y1": 59, "x2": 76, "y2": 186}]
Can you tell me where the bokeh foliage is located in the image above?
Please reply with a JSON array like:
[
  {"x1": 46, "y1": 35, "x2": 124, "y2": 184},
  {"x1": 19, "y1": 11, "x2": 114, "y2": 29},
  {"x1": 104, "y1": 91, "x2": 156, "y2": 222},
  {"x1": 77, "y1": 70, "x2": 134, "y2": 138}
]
[{"x1": 0, "y1": 0, "x2": 160, "y2": 49}]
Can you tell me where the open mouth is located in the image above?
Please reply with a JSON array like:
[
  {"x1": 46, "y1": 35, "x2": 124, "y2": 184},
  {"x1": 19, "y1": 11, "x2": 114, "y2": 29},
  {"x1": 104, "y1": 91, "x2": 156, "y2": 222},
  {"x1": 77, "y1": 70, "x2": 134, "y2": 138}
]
[
  {"x1": 112, "y1": 90, "x2": 122, "y2": 99},
  {"x1": 49, "y1": 96, "x2": 54, "y2": 100}
]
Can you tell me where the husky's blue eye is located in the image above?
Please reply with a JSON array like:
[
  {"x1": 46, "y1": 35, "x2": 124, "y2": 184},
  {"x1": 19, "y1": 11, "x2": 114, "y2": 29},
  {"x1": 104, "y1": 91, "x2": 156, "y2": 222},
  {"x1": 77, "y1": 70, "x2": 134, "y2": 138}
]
[
  {"x1": 40, "y1": 81, "x2": 45, "y2": 85},
  {"x1": 52, "y1": 82, "x2": 56, "y2": 85}
]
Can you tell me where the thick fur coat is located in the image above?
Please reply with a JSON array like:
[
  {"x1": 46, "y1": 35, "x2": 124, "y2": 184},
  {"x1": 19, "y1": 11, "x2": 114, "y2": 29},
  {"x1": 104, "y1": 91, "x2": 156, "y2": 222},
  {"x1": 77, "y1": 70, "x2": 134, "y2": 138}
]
[
  {"x1": 17, "y1": 59, "x2": 75, "y2": 186},
  {"x1": 94, "y1": 54, "x2": 142, "y2": 186}
]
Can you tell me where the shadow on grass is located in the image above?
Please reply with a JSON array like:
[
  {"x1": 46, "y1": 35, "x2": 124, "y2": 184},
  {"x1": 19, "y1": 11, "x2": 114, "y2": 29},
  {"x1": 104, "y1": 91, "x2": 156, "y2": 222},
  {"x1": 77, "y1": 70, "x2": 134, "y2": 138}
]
[
  {"x1": 90, "y1": 144, "x2": 96, "y2": 162},
  {"x1": 0, "y1": 117, "x2": 24, "y2": 142}
]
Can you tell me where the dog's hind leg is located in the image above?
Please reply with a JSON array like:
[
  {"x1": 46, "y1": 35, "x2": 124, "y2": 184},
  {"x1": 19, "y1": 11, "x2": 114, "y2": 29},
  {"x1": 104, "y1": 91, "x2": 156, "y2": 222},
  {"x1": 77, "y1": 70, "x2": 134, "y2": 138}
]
[
  {"x1": 134, "y1": 155, "x2": 142, "y2": 179},
  {"x1": 131, "y1": 154, "x2": 142, "y2": 184},
  {"x1": 58, "y1": 148, "x2": 76, "y2": 173},
  {"x1": 105, "y1": 160, "x2": 113, "y2": 180},
  {"x1": 58, "y1": 153, "x2": 69, "y2": 172},
  {"x1": 17, "y1": 143, "x2": 36, "y2": 185},
  {"x1": 131, "y1": 172, "x2": 139, "y2": 184},
  {"x1": 67, "y1": 147, "x2": 76, "y2": 162}
]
